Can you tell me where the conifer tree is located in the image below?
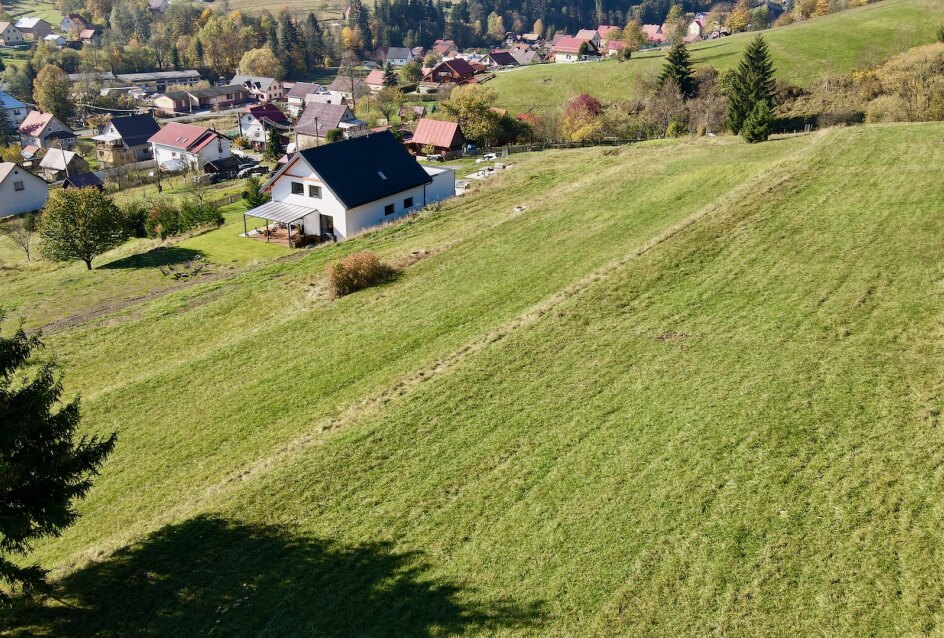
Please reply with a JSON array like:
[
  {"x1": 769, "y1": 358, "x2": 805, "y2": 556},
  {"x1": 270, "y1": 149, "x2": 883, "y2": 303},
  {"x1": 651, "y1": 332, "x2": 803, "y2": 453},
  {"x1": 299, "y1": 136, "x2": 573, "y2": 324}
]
[
  {"x1": 382, "y1": 62, "x2": 398, "y2": 87},
  {"x1": 659, "y1": 41, "x2": 696, "y2": 100},
  {"x1": 726, "y1": 34, "x2": 776, "y2": 135},
  {"x1": 0, "y1": 318, "x2": 117, "y2": 603},
  {"x1": 741, "y1": 100, "x2": 772, "y2": 143}
]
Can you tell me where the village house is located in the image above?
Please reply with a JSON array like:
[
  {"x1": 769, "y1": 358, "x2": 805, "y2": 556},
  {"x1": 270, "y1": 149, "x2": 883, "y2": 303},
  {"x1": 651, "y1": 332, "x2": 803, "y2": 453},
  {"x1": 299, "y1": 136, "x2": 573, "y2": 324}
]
[
  {"x1": 19, "y1": 111, "x2": 75, "y2": 150},
  {"x1": 243, "y1": 131, "x2": 455, "y2": 245},
  {"x1": 148, "y1": 122, "x2": 231, "y2": 171},
  {"x1": 432, "y1": 39, "x2": 458, "y2": 57},
  {"x1": 0, "y1": 22, "x2": 25, "y2": 45},
  {"x1": 327, "y1": 75, "x2": 370, "y2": 104},
  {"x1": 408, "y1": 118, "x2": 465, "y2": 159},
  {"x1": 294, "y1": 102, "x2": 367, "y2": 148},
  {"x1": 14, "y1": 17, "x2": 52, "y2": 40},
  {"x1": 0, "y1": 163, "x2": 48, "y2": 217},
  {"x1": 642, "y1": 24, "x2": 667, "y2": 44},
  {"x1": 575, "y1": 29, "x2": 602, "y2": 49},
  {"x1": 92, "y1": 114, "x2": 160, "y2": 168},
  {"x1": 0, "y1": 91, "x2": 28, "y2": 130},
  {"x1": 509, "y1": 42, "x2": 538, "y2": 65},
  {"x1": 238, "y1": 104, "x2": 289, "y2": 148},
  {"x1": 552, "y1": 36, "x2": 599, "y2": 63},
  {"x1": 231, "y1": 74, "x2": 284, "y2": 102},
  {"x1": 520, "y1": 32, "x2": 540, "y2": 44},
  {"x1": 385, "y1": 46, "x2": 413, "y2": 67},
  {"x1": 116, "y1": 70, "x2": 202, "y2": 93},
  {"x1": 597, "y1": 25, "x2": 620, "y2": 45},
  {"x1": 79, "y1": 28, "x2": 102, "y2": 46},
  {"x1": 39, "y1": 148, "x2": 90, "y2": 182},
  {"x1": 419, "y1": 59, "x2": 477, "y2": 93},
  {"x1": 63, "y1": 172, "x2": 105, "y2": 191},
  {"x1": 43, "y1": 33, "x2": 67, "y2": 48},
  {"x1": 606, "y1": 40, "x2": 626, "y2": 56},
  {"x1": 59, "y1": 13, "x2": 88, "y2": 33},
  {"x1": 285, "y1": 82, "x2": 337, "y2": 118},
  {"x1": 481, "y1": 50, "x2": 519, "y2": 69},
  {"x1": 152, "y1": 85, "x2": 251, "y2": 116},
  {"x1": 364, "y1": 69, "x2": 386, "y2": 93}
]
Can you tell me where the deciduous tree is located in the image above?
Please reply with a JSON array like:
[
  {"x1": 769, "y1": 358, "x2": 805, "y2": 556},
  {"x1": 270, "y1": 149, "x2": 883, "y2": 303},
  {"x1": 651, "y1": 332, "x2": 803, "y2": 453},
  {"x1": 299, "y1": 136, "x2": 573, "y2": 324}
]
[
  {"x1": 238, "y1": 47, "x2": 285, "y2": 79},
  {"x1": 39, "y1": 189, "x2": 127, "y2": 270},
  {"x1": 0, "y1": 213, "x2": 38, "y2": 262},
  {"x1": 33, "y1": 65, "x2": 74, "y2": 122}
]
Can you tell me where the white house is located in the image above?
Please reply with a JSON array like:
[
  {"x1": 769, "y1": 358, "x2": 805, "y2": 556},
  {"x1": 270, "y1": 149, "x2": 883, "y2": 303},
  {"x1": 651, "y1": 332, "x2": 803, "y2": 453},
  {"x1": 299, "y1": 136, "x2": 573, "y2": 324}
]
[
  {"x1": 244, "y1": 131, "x2": 454, "y2": 244},
  {"x1": 0, "y1": 91, "x2": 28, "y2": 130},
  {"x1": 575, "y1": 29, "x2": 602, "y2": 49},
  {"x1": 43, "y1": 33, "x2": 67, "y2": 48},
  {"x1": 0, "y1": 21, "x2": 25, "y2": 45},
  {"x1": 18, "y1": 111, "x2": 75, "y2": 149},
  {"x1": 59, "y1": 13, "x2": 88, "y2": 33},
  {"x1": 285, "y1": 82, "x2": 337, "y2": 118},
  {"x1": 148, "y1": 122, "x2": 231, "y2": 171},
  {"x1": 0, "y1": 163, "x2": 48, "y2": 218},
  {"x1": 231, "y1": 74, "x2": 284, "y2": 102},
  {"x1": 238, "y1": 103, "x2": 289, "y2": 148},
  {"x1": 385, "y1": 46, "x2": 413, "y2": 67}
]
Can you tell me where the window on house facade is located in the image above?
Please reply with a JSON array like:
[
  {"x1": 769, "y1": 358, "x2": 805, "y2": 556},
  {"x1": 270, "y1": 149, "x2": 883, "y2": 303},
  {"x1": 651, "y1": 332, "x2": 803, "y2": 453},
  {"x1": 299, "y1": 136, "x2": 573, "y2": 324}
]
[
  {"x1": 14, "y1": 180, "x2": 24, "y2": 191},
  {"x1": 404, "y1": 197, "x2": 413, "y2": 208},
  {"x1": 291, "y1": 182, "x2": 304, "y2": 195},
  {"x1": 308, "y1": 184, "x2": 321, "y2": 198},
  {"x1": 384, "y1": 203, "x2": 395, "y2": 215}
]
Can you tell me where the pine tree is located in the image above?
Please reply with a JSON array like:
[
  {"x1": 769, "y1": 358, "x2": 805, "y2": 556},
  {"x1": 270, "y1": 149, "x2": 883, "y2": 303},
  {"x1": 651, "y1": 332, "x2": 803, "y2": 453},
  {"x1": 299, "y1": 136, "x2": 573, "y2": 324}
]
[
  {"x1": 741, "y1": 100, "x2": 772, "y2": 143},
  {"x1": 382, "y1": 62, "x2": 398, "y2": 87},
  {"x1": 194, "y1": 38, "x2": 204, "y2": 66},
  {"x1": 170, "y1": 43, "x2": 180, "y2": 70},
  {"x1": 727, "y1": 34, "x2": 776, "y2": 135},
  {"x1": 0, "y1": 318, "x2": 117, "y2": 602},
  {"x1": 659, "y1": 41, "x2": 696, "y2": 100}
]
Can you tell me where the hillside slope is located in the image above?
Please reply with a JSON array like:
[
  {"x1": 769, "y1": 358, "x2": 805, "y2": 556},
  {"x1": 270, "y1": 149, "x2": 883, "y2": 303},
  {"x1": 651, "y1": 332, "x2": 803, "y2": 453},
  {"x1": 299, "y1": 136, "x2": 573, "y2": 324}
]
[
  {"x1": 5, "y1": 123, "x2": 944, "y2": 635},
  {"x1": 489, "y1": 0, "x2": 944, "y2": 113}
]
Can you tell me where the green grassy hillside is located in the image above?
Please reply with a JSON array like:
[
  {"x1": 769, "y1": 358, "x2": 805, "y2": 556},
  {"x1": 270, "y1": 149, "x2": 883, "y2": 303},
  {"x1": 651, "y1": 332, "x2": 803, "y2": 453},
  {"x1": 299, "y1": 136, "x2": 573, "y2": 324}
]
[
  {"x1": 489, "y1": 0, "x2": 944, "y2": 113},
  {"x1": 4, "y1": 123, "x2": 944, "y2": 635}
]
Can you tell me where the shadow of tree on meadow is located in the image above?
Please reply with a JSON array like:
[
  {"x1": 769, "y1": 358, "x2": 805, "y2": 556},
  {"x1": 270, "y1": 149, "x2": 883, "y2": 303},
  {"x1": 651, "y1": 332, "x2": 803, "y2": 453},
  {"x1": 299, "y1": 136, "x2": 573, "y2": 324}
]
[
  {"x1": 5, "y1": 515, "x2": 545, "y2": 637},
  {"x1": 100, "y1": 246, "x2": 204, "y2": 270}
]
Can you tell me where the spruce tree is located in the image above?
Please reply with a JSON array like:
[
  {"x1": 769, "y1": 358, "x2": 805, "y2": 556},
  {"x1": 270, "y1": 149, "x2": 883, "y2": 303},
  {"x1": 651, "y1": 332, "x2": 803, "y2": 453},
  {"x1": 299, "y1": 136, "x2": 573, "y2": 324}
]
[
  {"x1": 659, "y1": 41, "x2": 696, "y2": 100},
  {"x1": 382, "y1": 62, "x2": 398, "y2": 87},
  {"x1": 0, "y1": 318, "x2": 117, "y2": 603},
  {"x1": 264, "y1": 129, "x2": 284, "y2": 161},
  {"x1": 741, "y1": 101, "x2": 772, "y2": 143},
  {"x1": 727, "y1": 34, "x2": 776, "y2": 135}
]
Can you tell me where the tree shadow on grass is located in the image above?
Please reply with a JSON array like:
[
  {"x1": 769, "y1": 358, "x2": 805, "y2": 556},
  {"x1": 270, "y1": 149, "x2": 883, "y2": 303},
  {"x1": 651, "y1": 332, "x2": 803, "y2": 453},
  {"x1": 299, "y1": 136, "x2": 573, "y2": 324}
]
[
  {"x1": 4, "y1": 515, "x2": 545, "y2": 637},
  {"x1": 100, "y1": 246, "x2": 204, "y2": 270}
]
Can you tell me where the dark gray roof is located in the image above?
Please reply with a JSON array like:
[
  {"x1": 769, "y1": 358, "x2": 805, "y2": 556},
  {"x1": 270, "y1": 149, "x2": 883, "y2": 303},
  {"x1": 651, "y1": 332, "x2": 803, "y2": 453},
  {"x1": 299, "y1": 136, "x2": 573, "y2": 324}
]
[
  {"x1": 295, "y1": 102, "x2": 354, "y2": 137},
  {"x1": 63, "y1": 172, "x2": 104, "y2": 189},
  {"x1": 386, "y1": 46, "x2": 411, "y2": 59},
  {"x1": 109, "y1": 114, "x2": 160, "y2": 147},
  {"x1": 294, "y1": 131, "x2": 431, "y2": 209}
]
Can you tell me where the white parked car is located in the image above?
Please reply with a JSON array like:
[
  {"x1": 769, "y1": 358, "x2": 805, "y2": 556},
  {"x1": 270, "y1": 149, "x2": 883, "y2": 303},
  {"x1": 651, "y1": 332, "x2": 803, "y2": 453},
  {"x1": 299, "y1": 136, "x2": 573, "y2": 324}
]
[{"x1": 476, "y1": 153, "x2": 498, "y2": 163}]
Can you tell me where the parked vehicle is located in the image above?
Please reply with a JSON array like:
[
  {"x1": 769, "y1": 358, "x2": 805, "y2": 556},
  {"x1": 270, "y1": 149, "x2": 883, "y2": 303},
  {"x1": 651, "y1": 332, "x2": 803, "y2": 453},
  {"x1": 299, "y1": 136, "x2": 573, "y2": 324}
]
[
  {"x1": 476, "y1": 153, "x2": 498, "y2": 163},
  {"x1": 424, "y1": 154, "x2": 445, "y2": 162},
  {"x1": 237, "y1": 165, "x2": 269, "y2": 179}
]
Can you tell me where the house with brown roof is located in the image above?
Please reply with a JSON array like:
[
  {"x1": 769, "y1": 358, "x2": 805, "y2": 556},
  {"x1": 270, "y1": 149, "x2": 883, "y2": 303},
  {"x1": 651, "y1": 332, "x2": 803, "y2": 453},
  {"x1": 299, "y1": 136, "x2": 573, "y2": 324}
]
[
  {"x1": 642, "y1": 24, "x2": 667, "y2": 44},
  {"x1": 432, "y1": 39, "x2": 458, "y2": 57},
  {"x1": 408, "y1": 118, "x2": 465, "y2": 159},
  {"x1": 420, "y1": 59, "x2": 477, "y2": 94},
  {"x1": 79, "y1": 27, "x2": 102, "y2": 46},
  {"x1": 238, "y1": 104, "x2": 289, "y2": 149},
  {"x1": 327, "y1": 75, "x2": 370, "y2": 103},
  {"x1": 148, "y1": 122, "x2": 231, "y2": 171},
  {"x1": 18, "y1": 111, "x2": 75, "y2": 149},
  {"x1": 285, "y1": 82, "x2": 338, "y2": 118},
  {"x1": 482, "y1": 50, "x2": 519, "y2": 68},
  {"x1": 59, "y1": 13, "x2": 88, "y2": 33},
  {"x1": 597, "y1": 25, "x2": 620, "y2": 45},
  {"x1": 364, "y1": 69, "x2": 386, "y2": 93},
  {"x1": 0, "y1": 21, "x2": 25, "y2": 45},
  {"x1": 294, "y1": 102, "x2": 367, "y2": 148}
]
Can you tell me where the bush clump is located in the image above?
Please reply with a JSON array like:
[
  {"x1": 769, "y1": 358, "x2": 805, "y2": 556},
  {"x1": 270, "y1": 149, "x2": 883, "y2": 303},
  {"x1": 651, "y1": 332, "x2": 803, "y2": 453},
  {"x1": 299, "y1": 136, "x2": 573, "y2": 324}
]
[
  {"x1": 325, "y1": 251, "x2": 398, "y2": 298},
  {"x1": 144, "y1": 200, "x2": 224, "y2": 240}
]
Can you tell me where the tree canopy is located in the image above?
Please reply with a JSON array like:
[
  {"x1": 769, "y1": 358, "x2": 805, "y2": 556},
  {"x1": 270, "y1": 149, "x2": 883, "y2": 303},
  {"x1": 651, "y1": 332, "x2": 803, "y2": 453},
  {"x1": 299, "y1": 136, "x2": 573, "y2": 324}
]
[
  {"x1": 659, "y1": 41, "x2": 696, "y2": 100},
  {"x1": 33, "y1": 66, "x2": 75, "y2": 123},
  {"x1": 40, "y1": 189, "x2": 128, "y2": 270}
]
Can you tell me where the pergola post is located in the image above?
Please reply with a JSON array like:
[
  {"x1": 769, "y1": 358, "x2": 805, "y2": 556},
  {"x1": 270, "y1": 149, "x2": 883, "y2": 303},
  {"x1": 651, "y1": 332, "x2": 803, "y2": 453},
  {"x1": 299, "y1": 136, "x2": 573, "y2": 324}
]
[
  {"x1": 265, "y1": 218, "x2": 270, "y2": 242},
  {"x1": 243, "y1": 213, "x2": 248, "y2": 238},
  {"x1": 288, "y1": 222, "x2": 293, "y2": 249}
]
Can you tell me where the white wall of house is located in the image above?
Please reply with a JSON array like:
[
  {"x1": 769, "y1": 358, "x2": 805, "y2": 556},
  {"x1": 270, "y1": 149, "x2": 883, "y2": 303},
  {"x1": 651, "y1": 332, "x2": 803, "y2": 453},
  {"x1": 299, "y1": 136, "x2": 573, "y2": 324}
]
[
  {"x1": 424, "y1": 166, "x2": 456, "y2": 201},
  {"x1": 554, "y1": 52, "x2": 579, "y2": 63},
  {"x1": 2, "y1": 106, "x2": 27, "y2": 129},
  {"x1": 0, "y1": 169, "x2": 48, "y2": 217},
  {"x1": 239, "y1": 114, "x2": 268, "y2": 143},
  {"x1": 152, "y1": 136, "x2": 230, "y2": 170}
]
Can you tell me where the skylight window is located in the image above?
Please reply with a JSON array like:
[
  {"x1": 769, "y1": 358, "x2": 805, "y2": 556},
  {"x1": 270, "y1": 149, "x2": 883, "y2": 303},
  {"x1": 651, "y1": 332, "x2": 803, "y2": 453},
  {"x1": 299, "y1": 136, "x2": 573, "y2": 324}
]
[{"x1": 378, "y1": 171, "x2": 387, "y2": 180}]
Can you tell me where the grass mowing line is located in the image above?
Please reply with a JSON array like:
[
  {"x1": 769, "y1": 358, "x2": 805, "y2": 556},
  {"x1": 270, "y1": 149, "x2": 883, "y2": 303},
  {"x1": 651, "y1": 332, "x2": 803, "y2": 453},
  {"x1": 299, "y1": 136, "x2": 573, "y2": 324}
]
[{"x1": 177, "y1": 132, "x2": 833, "y2": 519}]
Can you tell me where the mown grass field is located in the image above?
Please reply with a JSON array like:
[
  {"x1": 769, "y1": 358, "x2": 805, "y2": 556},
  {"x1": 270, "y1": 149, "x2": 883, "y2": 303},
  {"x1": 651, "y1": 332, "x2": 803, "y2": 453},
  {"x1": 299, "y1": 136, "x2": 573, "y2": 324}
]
[
  {"x1": 489, "y1": 0, "x2": 944, "y2": 113},
  {"x1": 3, "y1": 122, "x2": 944, "y2": 635}
]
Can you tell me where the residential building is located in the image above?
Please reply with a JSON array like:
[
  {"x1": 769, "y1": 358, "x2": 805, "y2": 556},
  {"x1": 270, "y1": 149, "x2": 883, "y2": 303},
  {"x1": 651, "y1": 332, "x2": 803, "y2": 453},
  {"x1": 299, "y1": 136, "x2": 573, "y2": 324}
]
[
  {"x1": 18, "y1": 111, "x2": 75, "y2": 149},
  {"x1": 151, "y1": 85, "x2": 250, "y2": 116},
  {"x1": 408, "y1": 118, "x2": 465, "y2": 159},
  {"x1": 39, "y1": 148, "x2": 90, "y2": 181},
  {"x1": 231, "y1": 74, "x2": 284, "y2": 102},
  {"x1": 79, "y1": 28, "x2": 102, "y2": 46},
  {"x1": 327, "y1": 75, "x2": 369, "y2": 103},
  {"x1": 365, "y1": 69, "x2": 386, "y2": 93},
  {"x1": 509, "y1": 43, "x2": 538, "y2": 65},
  {"x1": 597, "y1": 25, "x2": 620, "y2": 45},
  {"x1": 384, "y1": 46, "x2": 413, "y2": 66},
  {"x1": 244, "y1": 131, "x2": 454, "y2": 244},
  {"x1": 294, "y1": 102, "x2": 367, "y2": 148},
  {"x1": 0, "y1": 91, "x2": 28, "y2": 130},
  {"x1": 148, "y1": 122, "x2": 231, "y2": 171},
  {"x1": 14, "y1": 17, "x2": 52, "y2": 40},
  {"x1": 59, "y1": 13, "x2": 88, "y2": 33},
  {"x1": 43, "y1": 34, "x2": 67, "y2": 48},
  {"x1": 63, "y1": 172, "x2": 105, "y2": 191},
  {"x1": 552, "y1": 36, "x2": 599, "y2": 63},
  {"x1": 238, "y1": 103, "x2": 289, "y2": 148},
  {"x1": 285, "y1": 82, "x2": 338, "y2": 118},
  {"x1": 481, "y1": 50, "x2": 519, "y2": 68},
  {"x1": 606, "y1": 40, "x2": 626, "y2": 56},
  {"x1": 92, "y1": 114, "x2": 160, "y2": 167},
  {"x1": 432, "y1": 39, "x2": 458, "y2": 57},
  {"x1": 419, "y1": 59, "x2": 477, "y2": 93},
  {"x1": 116, "y1": 70, "x2": 202, "y2": 93},
  {"x1": 0, "y1": 163, "x2": 48, "y2": 217},
  {"x1": 575, "y1": 29, "x2": 602, "y2": 48},
  {"x1": 642, "y1": 24, "x2": 667, "y2": 44},
  {"x1": 0, "y1": 22, "x2": 25, "y2": 45}
]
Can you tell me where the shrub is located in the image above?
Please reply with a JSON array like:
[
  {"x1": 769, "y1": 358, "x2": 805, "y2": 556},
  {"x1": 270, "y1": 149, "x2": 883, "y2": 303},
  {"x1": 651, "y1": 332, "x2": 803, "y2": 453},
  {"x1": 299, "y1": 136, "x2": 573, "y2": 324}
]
[
  {"x1": 123, "y1": 202, "x2": 149, "y2": 238},
  {"x1": 144, "y1": 199, "x2": 223, "y2": 240},
  {"x1": 325, "y1": 251, "x2": 398, "y2": 298},
  {"x1": 938, "y1": 24, "x2": 944, "y2": 43},
  {"x1": 325, "y1": 128, "x2": 343, "y2": 143}
]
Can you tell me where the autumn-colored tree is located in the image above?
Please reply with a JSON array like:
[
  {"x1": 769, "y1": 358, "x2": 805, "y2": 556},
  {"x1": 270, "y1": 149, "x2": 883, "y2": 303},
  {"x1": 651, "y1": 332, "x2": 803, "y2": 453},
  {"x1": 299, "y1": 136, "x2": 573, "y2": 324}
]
[
  {"x1": 665, "y1": 4, "x2": 687, "y2": 43},
  {"x1": 33, "y1": 65, "x2": 74, "y2": 122},
  {"x1": 487, "y1": 11, "x2": 505, "y2": 40},
  {"x1": 561, "y1": 93, "x2": 604, "y2": 142},
  {"x1": 726, "y1": 0, "x2": 751, "y2": 33},
  {"x1": 238, "y1": 47, "x2": 285, "y2": 79},
  {"x1": 441, "y1": 84, "x2": 502, "y2": 146},
  {"x1": 813, "y1": 0, "x2": 831, "y2": 17},
  {"x1": 622, "y1": 19, "x2": 647, "y2": 59}
]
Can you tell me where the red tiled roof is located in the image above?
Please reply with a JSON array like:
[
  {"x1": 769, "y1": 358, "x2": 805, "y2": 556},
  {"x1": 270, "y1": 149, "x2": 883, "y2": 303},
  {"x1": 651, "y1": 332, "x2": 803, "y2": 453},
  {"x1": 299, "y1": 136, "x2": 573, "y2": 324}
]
[
  {"x1": 597, "y1": 25, "x2": 620, "y2": 39},
  {"x1": 552, "y1": 36, "x2": 591, "y2": 53},
  {"x1": 148, "y1": 122, "x2": 219, "y2": 151},
  {"x1": 365, "y1": 69, "x2": 385, "y2": 86},
  {"x1": 642, "y1": 24, "x2": 666, "y2": 43},
  {"x1": 411, "y1": 118, "x2": 461, "y2": 149},
  {"x1": 18, "y1": 111, "x2": 53, "y2": 136}
]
